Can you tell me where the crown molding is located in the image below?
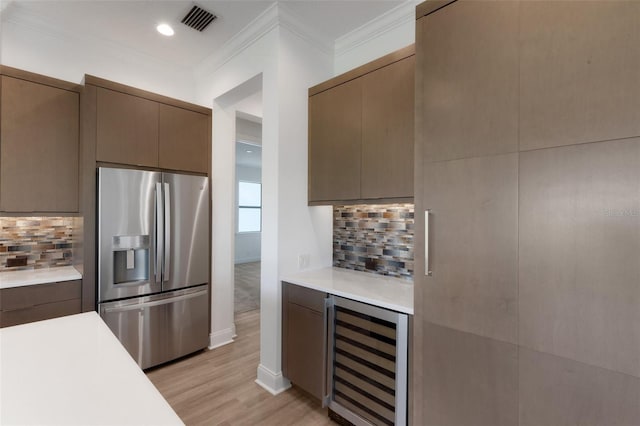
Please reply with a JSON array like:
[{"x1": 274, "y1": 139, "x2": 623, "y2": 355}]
[
  {"x1": 277, "y1": 2, "x2": 334, "y2": 57},
  {"x1": 335, "y1": 0, "x2": 419, "y2": 59},
  {"x1": 194, "y1": 2, "x2": 333, "y2": 80},
  {"x1": 194, "y1": 3, "x2": 279, "y2": 80}
]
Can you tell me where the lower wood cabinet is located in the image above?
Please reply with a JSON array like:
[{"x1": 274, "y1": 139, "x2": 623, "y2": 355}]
[
  {"x1": 0, "y1": 280, "x2": 81, "y2": 328},
  {"x1": 282, "y1": 282, "x2": 327, "y2": 400}
]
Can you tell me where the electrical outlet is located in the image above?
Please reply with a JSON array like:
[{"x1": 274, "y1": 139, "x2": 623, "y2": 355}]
[{"x1": 298, "y1": 253, "x2": 310, "y2": 269}]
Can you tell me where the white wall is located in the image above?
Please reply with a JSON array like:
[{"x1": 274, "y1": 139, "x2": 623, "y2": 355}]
[
  {"x1": 196, "y1": 5, "x2": 333, "y2": 394},
  {"x1": 0, "y1": 4, "x2": 196, "y2": 103},
  {"x1": 333, "y1": 0, "x2": 419, "y2": 76},
  {"x1": 235, "y1": 165, "x2": 262, "y2": 264}
]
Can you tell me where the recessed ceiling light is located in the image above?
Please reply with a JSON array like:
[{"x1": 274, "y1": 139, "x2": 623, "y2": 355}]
[
  {"x1": 246, "y1": 150, "x2": 253, "y2": 153},
  {"x1": 156, "y1": 23, "x2": 174, "y2": 36}
]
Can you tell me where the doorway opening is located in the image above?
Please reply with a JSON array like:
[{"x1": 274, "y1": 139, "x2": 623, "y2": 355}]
[{"x1": 234, "y1": 111, "x2": 262, "y2": 315}]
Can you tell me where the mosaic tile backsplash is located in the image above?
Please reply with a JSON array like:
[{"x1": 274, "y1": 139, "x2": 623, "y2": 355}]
[
  {"x1": 334, "y1": 204, "x2": 414, "y2": 280},
  {"x1": 0, "y1": 217, "x2": 76, "y2": 271}
]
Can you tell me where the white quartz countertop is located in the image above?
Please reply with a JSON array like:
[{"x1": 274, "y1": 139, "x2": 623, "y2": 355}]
[
  {"x1": 281, "y1": 267, "x2": 413, "y2": 315},
  {"x1": 0, "y1": 265, "x2": 82, "y2": 290},
  {"x1": 0, "y1": 312, "x2": 183, "y2": 426}
]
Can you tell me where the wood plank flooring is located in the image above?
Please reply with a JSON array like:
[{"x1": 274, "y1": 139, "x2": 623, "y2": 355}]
[
  {"x1": 234, "y1": 262, "x2": 260, "y2": 314},
  {"x1": 147, "y1": 310, "x2": 333, "y2": 425}
]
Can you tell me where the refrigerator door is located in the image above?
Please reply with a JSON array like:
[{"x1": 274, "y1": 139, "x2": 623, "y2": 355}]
[
  {"x1": 98, "y1": 167, "x2": 162, "y2": 302},
  {"x1": 99, "y1": 285, "x2": 209, "y2": 369},
  {"x1": 161, "y1": 173, "x2": 209, "y2": 291}
]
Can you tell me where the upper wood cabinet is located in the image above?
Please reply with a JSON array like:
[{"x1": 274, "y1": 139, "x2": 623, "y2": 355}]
[
  {"x1": 308, "y1": 45, "x2": 415, "y2": 205},
  {"x1": 361, "y1": 56, "x2": 415, "y2": 199},
  {"x1": 0, "y1": 67, "x2": 80, "y2": 213},
  {"x1": 308, "y1": 78, "x2": 362, "y2": 202},
  {"x1": 88, "y1": 75, "x2": 211, "y2": 174},
  {"x1": 159, "y1": 104, "x2": 210, "y2": 174},
  {"x1": 96, "y1": 87, "x2": 159, "y2": 168}
]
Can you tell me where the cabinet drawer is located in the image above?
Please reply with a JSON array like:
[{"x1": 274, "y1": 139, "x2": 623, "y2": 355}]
[
  {"x1": 0, "y1": 280, "x2": 81, "y2": 311},
  {"x1": 0, "y1": 298, "x2": 81, "y2": 328},
  {"x1": 285, "y1": 282, "x2": 326, "y2": 313}
]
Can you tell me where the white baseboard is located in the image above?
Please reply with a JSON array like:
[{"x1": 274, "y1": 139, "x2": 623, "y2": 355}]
[
  {"x1": 255, "y1": 364, "x2": 291, "y2": 395},
  {"x1": 208, "y1": 327, "x2": 235, "y2": 350}
]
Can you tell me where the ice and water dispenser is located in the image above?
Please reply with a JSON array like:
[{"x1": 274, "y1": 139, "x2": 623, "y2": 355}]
[{"x1": 112, "y1": 235, "x2": 150, "y2": 284}]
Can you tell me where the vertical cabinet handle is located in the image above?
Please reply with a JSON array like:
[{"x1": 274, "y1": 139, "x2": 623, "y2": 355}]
[
  {"x1": 155, "y1": 183, "x2": 163, "y2": 284},
  {"x1": 425, "y1": 210, "x2": 432, "y2": 276}
]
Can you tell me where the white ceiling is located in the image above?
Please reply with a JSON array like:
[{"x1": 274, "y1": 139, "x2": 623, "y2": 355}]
[
  {"x1": 236, "y1": 141, "x2": 262, "y2": 168},
  {"x1": 3, "y1": 0, "x2": 406, "y2": 69}
]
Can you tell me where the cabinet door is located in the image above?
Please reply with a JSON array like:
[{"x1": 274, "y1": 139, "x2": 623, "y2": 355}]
[
  {"x1": 421, "y1": 153, "x2": 519, "y2": 344},
  {"x1": 308, "y1": 79, "x2": 362, "y2": 203},
  {"x1": 96, "y1": 87, "x2": 158, "y2": 168},
  {"x1": 519, "y1": 138, "x2": 640, "y2": 378},
  {"x1": 159, "y1": 104, "x2": 209, "y2": 173},
  {"x1": 286, "y1": 303, "x2": 325, "y2": 399},
  {"x1": 282, "y1": 283, "x2": 326, "y2": 400},
  {"x1": 361, "y1": 56, "x2": 415, "y2": 199},
  {"x1": 418, "y1": 0, "x2": 519, "y2": 162},
  {"x1": 519, "y1": 1, "x2": 640, "y2": 151},
  {"x1": 0, "y1": 76, "x2": 79, "y2": 212},
  {"x1": 414, "y1": 2, "x2": 520, "y2": 424}
]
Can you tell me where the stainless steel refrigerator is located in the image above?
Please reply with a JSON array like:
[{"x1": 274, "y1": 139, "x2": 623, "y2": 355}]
[{"x1": 97, "y1": 167, "x2": 209, "y2": 369}]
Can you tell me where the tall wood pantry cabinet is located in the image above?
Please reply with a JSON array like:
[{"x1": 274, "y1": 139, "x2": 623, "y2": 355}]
[
  {"x1": 0, "y1": 66, "x2": 80, "y2": 213},
  {"x1": 413, "y1": 1, "x2": 640, "y2": 425},
  {"x1": 308, "y1": 45, "x2": 415, "y2": 204}
]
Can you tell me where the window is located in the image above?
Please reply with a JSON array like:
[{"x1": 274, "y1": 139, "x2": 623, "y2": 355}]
[{"x1": 238, "y1": 181, "x2": 261, "y2": 232}]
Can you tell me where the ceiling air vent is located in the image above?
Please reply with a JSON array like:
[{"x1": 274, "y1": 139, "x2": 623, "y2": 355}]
[{"x1": 181, "y1": 5, "x2": 216, "y2": 32}]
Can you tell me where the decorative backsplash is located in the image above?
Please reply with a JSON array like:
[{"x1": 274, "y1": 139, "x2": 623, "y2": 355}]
[
  {"x1": 333, "y1": 204, "x2": 414, "y2": 280},
  {"x1": 0, "y1": 217, "x2": 76, "y2": 271}
]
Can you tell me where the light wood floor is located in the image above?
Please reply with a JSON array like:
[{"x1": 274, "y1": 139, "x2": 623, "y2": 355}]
[
  {"x1": 147, "y1": 310, "x2": 334, "y2": 425},
  {"x1": 234, "y1": 262, "x2": 260, "y2": 314}
]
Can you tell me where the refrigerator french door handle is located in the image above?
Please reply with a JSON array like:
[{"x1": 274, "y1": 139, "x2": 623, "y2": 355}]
[
  {"x1": 163, "y1": 182, "x2": 171, "y2": 282},
  {"x1": 155, "y1": 183, "x2": 163, "y2": 284}
]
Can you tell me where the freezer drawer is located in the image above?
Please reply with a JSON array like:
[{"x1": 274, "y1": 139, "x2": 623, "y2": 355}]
[{"x1": 99, "y1": 286, "x2": 208, "y2": 369}]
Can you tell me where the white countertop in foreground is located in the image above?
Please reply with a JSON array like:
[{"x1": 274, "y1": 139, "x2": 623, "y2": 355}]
[
  {"x1": 0, "y1": 265, "x2": 82, "y2": 290},
  {"x1": 282, "y1": 267, "x2": 413, "y2": 315},
  {"x1": 0, "y1": 312, "x2": 183, "y2": 426}
]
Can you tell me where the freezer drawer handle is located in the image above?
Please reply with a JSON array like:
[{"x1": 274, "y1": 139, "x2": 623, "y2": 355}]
[
  {"x1": 155, "y1": 183, "x2": 163, "y2": 284},
  {"x1": 425, "y1": 210, "x2": 432, "y2": 276},
  {"x1": 101, "y1": 290, "x2": 206, "y2": 313}
]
